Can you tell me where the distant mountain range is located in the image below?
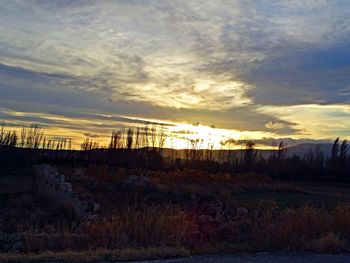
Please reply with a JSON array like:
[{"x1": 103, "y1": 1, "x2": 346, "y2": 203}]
[
  {"x1": 161, "y1": 142, "x2": 335, "y2": 160},
  {"x1": 286, "y1": 143, "x2": 333, "y2": 157}
]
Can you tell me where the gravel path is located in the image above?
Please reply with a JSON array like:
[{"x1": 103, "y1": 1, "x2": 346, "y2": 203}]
[{"x1": 133, "y1": 252, "x2": 350, "y2": 263}]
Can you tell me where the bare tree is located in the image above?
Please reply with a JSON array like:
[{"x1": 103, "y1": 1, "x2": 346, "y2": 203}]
[
  {"x1": 150, "y1": 126, "x2": 157, "y2": 150},
  {"x1": 68, "y1": 139, "x2": 72, "y2": 150},
  {"x1": 188, "y1": 138, "x2": 203, "y2": 162},
  {"x1": 0, "y1": 122, "x2": 6, "y2": 145},
  {"x1": 26, "y1": 124, "x2": 44, "y2": 149},
  {"x1": 81, "y1": 137, "x2": 99, "y2": 151},
  {"x1": 42, "y1": 136, "x2": 47, "y2": 149},
  {"x1": 3, "y1": 130, "x2": 17, "y2": 147},
  {"x1": 127, "y1": 128, "x2": 134, "y2": 150},
  {"x1": 19, "y1": 127, "x2": 27, "y2": 148},
  {"x1": 109, "y1": 130, "x2": 122, "y2": 149},
  {"x1": 157, "y1": 127, "x2": 167, "y2": 155},
  {"x1": 134, "y1": 127, "x2": 141, "y2": 149},
  {"x1": 169, "y1": 136, "x2": 177, "y2": 161},
  {"x1": 143, "y1": 126, "x2": 149, "y2": 149}
]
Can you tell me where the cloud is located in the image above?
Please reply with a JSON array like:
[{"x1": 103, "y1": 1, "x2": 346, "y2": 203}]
[
  {"x1": 2, "y1": 1, "x2": 345, "y2": 104},
  {"x1": 260, "y1": 104, "x2": 350, "y2": 139},
  {"x1": 242, "y1": 42, "x2": 350, "y2": 106},
  {"x1": 1, "y1": 0, "x2": 350, "y2": 144},
  {"x1": 0, "y1": 63, "x2": 297, "y2": 135},
  {"x1": 83, "y1": 133, "x2": 100, "y2": 138},
  {"x1": 0, "y1": 1, "x2": 254, "y2": 110}
]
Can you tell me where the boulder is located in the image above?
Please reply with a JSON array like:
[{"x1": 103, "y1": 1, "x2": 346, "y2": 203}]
[
  {"x1": 198, "y1": 214, "x2": 214, "y2": 224},
  {"x1": 73, "y1": 168, "x2": 85, "y2": 177},
  {"x1": 12, "y1": 241, "x2": 26, "y2": 253},
  {"x1": 237, "y1": 207, "x2": 248, "y2": 216},
  {"x1": 121, "y1": 175, "x2": 156, "y2": 191},
  {"x1": 92, "y1": 203, "x2": 100, "y2": 213},
  {"x1": 0, "y1": 233, "x2": 24, "y2": 253}
]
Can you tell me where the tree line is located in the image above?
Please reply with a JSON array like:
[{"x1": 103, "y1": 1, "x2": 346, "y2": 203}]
[
  {"x1": 0, "y1": 122, "x2": 349, "y2": 181},
  {"x1": 0, "y1": 123, "x2": 72, "y2": 150}
]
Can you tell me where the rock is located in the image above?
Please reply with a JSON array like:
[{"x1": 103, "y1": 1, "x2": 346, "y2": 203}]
[
  {"x1": 121, "y1": 175, "x2": 156, "y2": 190},
  {"x1": 59, "y1": 174, "x2": 65, "y2": 184},
  {"x1": 12, "y1": 241, "x2": 26, "y2": 253},
  {"x1": 222, "y1": 209, "x2": 236, "y2": 223},
  {"x1": 61, "y1": 182, "x2": 73, "y2": 193},
  {"x1": 7, "y1": 233, "x2": 21, "y2": 243},
  {"x1": 84, "y1": 214, "x2": 98, "y2": 222},
  {"x1": 199, "y1": 214, "x2": 214, "y2": 224},
  {"x1": 208, "y1": 202, "x2": 223, "y2": 215},
  {"x1": 123, "y1": 175, "x2": 149, "y2": 185},
  {"x1": 34, "y1": 165, "x2": 100, "y2": 220},
  {"x1": 74, "y1": 168, "x2": 85, "y2": 177},
  {"x1": 92, "y1": 203, "x2": 100, "y2": 213},
  {"x1": 0, "y1": 233, "x2": 24, "y2": 253},
  {"x1": 237, "y1": 207, "x2": 248, "y2": 216}
]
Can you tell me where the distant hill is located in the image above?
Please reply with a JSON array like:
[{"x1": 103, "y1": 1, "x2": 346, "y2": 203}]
[{"x1": 286, "y1": 143, "x2": 333, "y2": 157}]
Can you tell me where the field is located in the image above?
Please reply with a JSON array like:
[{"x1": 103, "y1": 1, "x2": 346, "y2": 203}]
[{"x1": 2, "y1": 166, "x2": 350, "y2": 262}]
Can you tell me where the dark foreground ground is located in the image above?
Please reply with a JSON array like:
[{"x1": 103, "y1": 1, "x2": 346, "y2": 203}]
[
  {"x1": 4, "y1": 167, "x2": 350, "y2": 259},
  {"x1": 134, "y1": 252, "x2": 350, "y2": 263}
]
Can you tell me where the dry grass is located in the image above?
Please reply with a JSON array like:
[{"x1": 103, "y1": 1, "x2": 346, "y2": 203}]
[
  {"x1": 16, "y1": 201, "x2": 350, "y2": 254},
  {"x1": 83, "y1": 206, "x2": 189, "y2": 249},
  {"x1": 20, "y1": 205, "x2": 194, "y2": 252},
  {"x1": 75, "y1": 168, "x2": 301, "y2": 206}
]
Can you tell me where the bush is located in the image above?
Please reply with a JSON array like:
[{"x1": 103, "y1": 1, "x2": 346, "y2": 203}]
[{"x1": 308, "y1": 233, "x2": 348, "y2": 253}]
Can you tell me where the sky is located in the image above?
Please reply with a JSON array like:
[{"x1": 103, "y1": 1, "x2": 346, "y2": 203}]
[{"x1": 1, "y1": 0, "x2": 350, "y2": 149}]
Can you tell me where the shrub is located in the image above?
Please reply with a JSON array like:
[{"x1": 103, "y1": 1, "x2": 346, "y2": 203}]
[
  {"x1": 308, "y1": 233, "x2": 348, "y2": 253},
  {"x1": 83, "y1": 205, "x2": 189, "y2": 249}
]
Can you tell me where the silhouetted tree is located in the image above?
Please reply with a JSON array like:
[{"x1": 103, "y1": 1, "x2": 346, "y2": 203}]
[
  {"x1": 81, "y1": 137, "x2": 99, "y2": 151},
  {"x1": 109, "y1": 130, "x2": 122, "y2": 149}
]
